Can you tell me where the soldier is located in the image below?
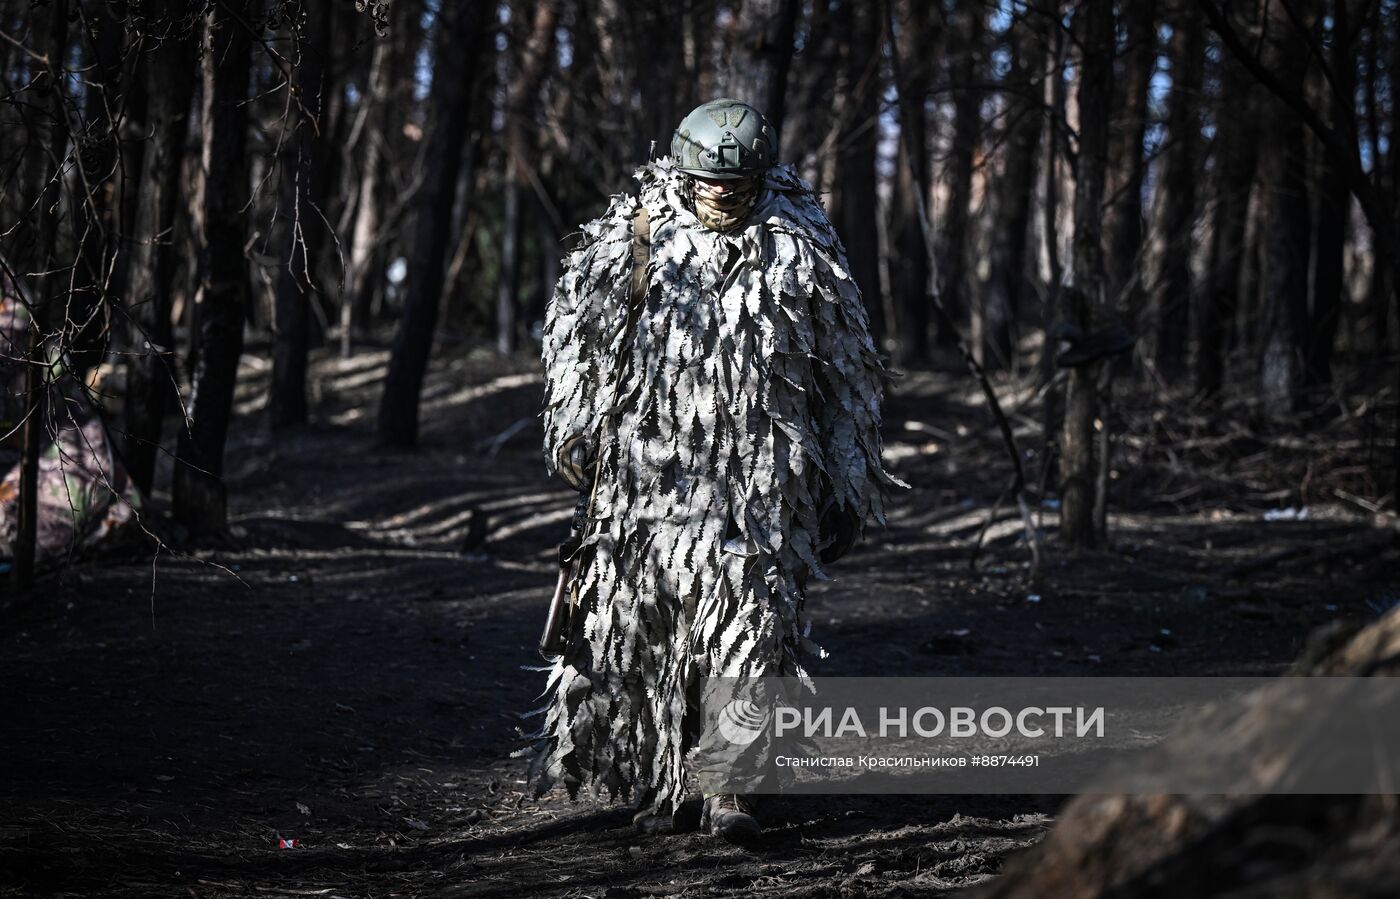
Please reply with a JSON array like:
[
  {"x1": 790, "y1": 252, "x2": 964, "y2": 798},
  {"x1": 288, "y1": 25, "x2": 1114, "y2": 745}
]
[{"x1": 528, "y1": 98, "x2": 904, "y2": 843}]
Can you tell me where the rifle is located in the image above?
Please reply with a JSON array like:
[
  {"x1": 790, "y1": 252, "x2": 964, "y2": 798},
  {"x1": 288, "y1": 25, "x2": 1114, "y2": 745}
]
[
  {"x1": 538, "y1": 204, "x2": 652, "y2": 660},
  {"x1": 539, "y1": 488, "x2": 590, "y2": 657}
]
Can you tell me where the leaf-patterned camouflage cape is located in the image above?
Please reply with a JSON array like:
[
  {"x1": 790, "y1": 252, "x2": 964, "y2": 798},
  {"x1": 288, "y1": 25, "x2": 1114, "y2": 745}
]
[
  {"x1": 527, "y1": 158, "x2": 906, "y2": 809},
  {"x1": 0, "y1": 298, "x2": 142, "y2": 564}
]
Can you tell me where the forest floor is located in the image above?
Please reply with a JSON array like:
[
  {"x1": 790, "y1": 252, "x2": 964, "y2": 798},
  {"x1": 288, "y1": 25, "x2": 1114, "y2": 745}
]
[{"x1": 2, "y1": 343, "x2": 1398, "y2": 897}]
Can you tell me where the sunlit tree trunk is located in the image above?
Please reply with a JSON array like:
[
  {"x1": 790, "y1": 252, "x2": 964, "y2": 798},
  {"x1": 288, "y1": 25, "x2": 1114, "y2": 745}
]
[{"x1": 344, "y1": 33, "x2": 390, "y2": 357}]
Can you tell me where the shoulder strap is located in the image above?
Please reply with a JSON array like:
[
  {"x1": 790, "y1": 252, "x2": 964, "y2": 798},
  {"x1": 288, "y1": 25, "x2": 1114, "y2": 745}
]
[{"x1": 629, "y1": 205, "x2": 651, "y2": 308}]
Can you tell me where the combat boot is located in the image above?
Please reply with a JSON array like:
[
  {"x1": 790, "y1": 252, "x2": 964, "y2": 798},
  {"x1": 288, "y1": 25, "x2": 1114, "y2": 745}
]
[
  {"x1": 632, "y1": 789, "x2": 675, "y2": 836},
  {"x1": 700, "y1": 793, "x2": 762, "y2": 846}
]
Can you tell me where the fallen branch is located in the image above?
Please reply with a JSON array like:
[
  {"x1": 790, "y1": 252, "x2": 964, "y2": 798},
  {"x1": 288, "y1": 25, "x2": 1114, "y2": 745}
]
[{"x1": 1224, "y1": 530, "x2": 1394, "y2": 579}]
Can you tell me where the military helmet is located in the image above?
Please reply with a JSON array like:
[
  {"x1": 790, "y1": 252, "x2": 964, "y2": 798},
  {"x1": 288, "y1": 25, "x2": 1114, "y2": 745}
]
[{"x1": 671, "y1": 98, "x2": 778, "y2": 180}]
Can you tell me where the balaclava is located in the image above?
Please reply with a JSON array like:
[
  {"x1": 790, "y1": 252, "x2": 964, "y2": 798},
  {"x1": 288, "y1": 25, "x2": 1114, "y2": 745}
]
[{"x1": 689, "y1": 175, "x2": 763, "y2": 232}]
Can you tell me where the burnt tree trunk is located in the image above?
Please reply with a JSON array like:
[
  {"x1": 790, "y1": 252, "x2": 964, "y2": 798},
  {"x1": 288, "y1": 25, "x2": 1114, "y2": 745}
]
[
  {"x1": 1306, "y1": 0, "x2": 1355, "y2": 393},
  {"x1": 1255, "y1": 1, "x2": 1314, "y2": 418},
  {"x1": 1154, "y1": 3, "x2": 1203, "y2": 380},
  {"x1": 496, "y1": 0, "x2": 559, "y2": 356},
  {"x1": 349, "y1": 0, "x2": 423, "y2": 338},
  {"x1": 1197, "y1": 17, "x2": 1258, "y2": 397},
  {"x1": 778, "y1": 0, "x2": 834, "y2": 169},
  {"x1": 936, "y1": 4, "x2": 983, "y2": 348},
  {"x1": 893, "y1": 139, "x2": 931, "y2": 369},
  {"x1": 1383, "y1": 0, "x2": 1400, "y2": 358},
  {"x1": 124, "y1": 5, "x2": 196, "y2": 494},
  {"x1": 1103, "y1": 0, "x2": 1156, "y2": 310},
  {"x1": 833, "y1": 0, "x2": 884, "y2": 345},
  {"x1": 1039, "y1": 0, "x2": 1066, "y2": 379},
  {"x1": 729, "y1": 0, "x2": 798, "y2": 137},
  {"x1": 1362, "y1": 3, "x2": 1390, "y2": 357},
  {"x1": 343, "y1": 31, "x2": 390, "y2": 356},
  {"x1": 70, "y1": 5, "x2": 126, "y2": 376},
  {"x1": 984, "y1": 6, "x2": 1046, "y2": 370},
  {"x1": 1037, "y1": 0, "x2": 1067, "y2": 500},
  {"x1": 1059, "y1": 0, "x2": 1114, "y2": 552},
  {"x1": 172, "y1": 1, "x2": 258, "y2": 533},
  {"x1": 890, "y1": 0, "x2": 936, "y2": 369},
  {"x1": 378, "y1": 1, "x2": 492, "y2": 447},
  {"x1": 14, "y1": 0, "x2": 70, "y2": 591},
  {"x1": 271, "y1": 0, "x2": 334, "y2": 429},
  {"x1": 1203, "y1": 0, "x2": 1400, "y2": 501}
]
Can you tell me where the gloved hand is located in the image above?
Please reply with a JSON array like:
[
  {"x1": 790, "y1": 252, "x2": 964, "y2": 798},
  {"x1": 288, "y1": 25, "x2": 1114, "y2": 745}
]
[
  {"x1": 817, "y1": 495, "x2": 859, "y2": 564},
  {"x1": 556, "y1": 434, "x2": 596, "y2": 492}
]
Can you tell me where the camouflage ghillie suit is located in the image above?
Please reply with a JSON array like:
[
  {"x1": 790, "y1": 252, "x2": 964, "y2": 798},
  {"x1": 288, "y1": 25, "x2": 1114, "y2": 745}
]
[
  {"x1": 0, "y1": 297, "x2": 142, "y2": 564},
  {"x1": 528, "y1": 156, "x2": 904, "y2": 811}
]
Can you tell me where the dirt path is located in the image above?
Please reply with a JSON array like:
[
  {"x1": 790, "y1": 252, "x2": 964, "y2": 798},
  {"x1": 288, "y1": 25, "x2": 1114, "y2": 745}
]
[{"x1": 3, "y1": 349, "x2": 1394, "y2": 897}]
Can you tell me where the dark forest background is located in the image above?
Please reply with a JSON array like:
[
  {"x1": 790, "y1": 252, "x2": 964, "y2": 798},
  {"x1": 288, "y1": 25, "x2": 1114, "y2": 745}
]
[
  {"x1": 7, "y1": 4, "x2": 1400, "y2": 893},
  {"x1": 2, "y1": 0, "x2": 1399, "y2": 588}
]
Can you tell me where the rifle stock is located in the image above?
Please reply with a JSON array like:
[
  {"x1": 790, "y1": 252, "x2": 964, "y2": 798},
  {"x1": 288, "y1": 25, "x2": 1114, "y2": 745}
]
[
  {"x1": 539, "y1": 489, "x2": 591, "y2": 659},
  {"x1": 538, "y1": 559, "x2": 574, "y2": 658}
]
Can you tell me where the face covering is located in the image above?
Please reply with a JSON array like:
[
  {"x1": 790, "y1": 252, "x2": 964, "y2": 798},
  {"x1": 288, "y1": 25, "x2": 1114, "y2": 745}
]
[{"x1": 690, "y1": 175, "x2": 762, "y2": 232}]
